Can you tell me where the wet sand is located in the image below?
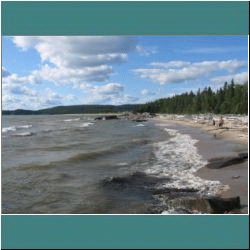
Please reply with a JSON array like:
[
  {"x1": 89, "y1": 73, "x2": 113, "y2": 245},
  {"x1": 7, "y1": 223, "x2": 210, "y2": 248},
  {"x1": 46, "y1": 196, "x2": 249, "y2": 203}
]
[{"x1": 153, "y1": 116, "x2": 248, "y2": 214}]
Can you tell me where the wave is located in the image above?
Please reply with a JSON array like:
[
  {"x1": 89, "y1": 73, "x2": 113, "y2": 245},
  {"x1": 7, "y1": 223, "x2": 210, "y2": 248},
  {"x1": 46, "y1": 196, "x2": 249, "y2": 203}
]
[
  {"x1": 16, "y1": 125, "x2": 32, "y2": 129},
  {"x1": 100, "y1": 125, "x2": 228, "y2": 214},
  {"x1": 80, "y1": 122, "x2": 94, "y2": 127},
  {"x1": 2, "y1": 126, "x2": 16, "y2": 133},
  {"x1": 146, "y1": 127, "x2": 228, "y2": 196},
  {"x1": 66, "y1": 139, "x2": 151, "y2": 163},
  {"x1": 13, "y1": 132, "x2": 35, "y2": 137},
  {"x1": 66, "y1": 147, "x2": 125, "y2": 163},
  {"x1": 64, "y1": 118, "x2": 80, "y2": 122},
  {"x1": 2, "y1": 125, "x2": 32, "y2": 133}
]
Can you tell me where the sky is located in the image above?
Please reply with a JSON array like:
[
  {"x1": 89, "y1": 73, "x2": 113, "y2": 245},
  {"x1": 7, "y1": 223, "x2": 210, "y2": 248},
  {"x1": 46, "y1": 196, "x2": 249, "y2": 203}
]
[{"x1": 1, "y1": 36, "x2": 248, "y2": 110}]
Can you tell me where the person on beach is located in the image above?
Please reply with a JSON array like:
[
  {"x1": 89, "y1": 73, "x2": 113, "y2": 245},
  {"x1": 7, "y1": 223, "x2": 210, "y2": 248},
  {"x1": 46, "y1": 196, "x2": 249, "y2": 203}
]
[
  {"x1": 219, "y1": 116, "x2": 224, "y2": 127},
  {"x1": 212, "y1": 116, "x2": 224, "y2": 127}
]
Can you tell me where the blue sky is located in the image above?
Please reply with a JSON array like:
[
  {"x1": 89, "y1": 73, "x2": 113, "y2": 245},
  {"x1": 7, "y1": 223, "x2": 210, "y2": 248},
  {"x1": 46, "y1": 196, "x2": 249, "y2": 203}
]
[{"x1": 2, "y1": 36, "x2": 248, "y2": 110}]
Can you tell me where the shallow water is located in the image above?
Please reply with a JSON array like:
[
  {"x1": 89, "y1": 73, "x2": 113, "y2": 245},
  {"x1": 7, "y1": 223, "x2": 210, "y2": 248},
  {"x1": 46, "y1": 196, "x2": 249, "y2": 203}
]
[{"x1": 1, "y1": 114, "x2": 232, "y2": 214}]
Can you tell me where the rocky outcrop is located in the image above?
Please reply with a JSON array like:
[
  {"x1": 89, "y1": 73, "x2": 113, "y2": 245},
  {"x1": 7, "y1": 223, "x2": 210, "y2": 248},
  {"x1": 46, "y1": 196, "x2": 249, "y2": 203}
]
[
  {"x1": 132, "y1": 119, "x2": 148, "y2": 122},
  {"x1": 167, "y1": 196, "x2": 241, "y2": 214},
  {"x1": 206, "y1": 153, "x2": 248, "y2": 169},
  {"x1": 95, "y1": 115, "x2": 119, "y2": 120},
  {"x1": 94, "y1": 112, "x2": 157, "y2": 121}
]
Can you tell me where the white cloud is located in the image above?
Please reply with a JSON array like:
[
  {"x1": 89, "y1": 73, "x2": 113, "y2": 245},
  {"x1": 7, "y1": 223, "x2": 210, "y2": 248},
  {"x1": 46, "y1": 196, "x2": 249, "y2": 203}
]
[
  {"x1": 85, "y1": 83, "x2": 124, "y2": 105},
  {"x1": 80, "y1": 83, "x2": 138, "y2": 105},
  {"x1": 2, "y1": 67, "x2": 11, "y2": 77},
  {"x1": 3, "y1": 84, "x2": 37, "y2": 96},
  {"x1": 13, "y1": 36, "x2": 38, "y2": 50},
  {"x1": 11, "y1": 36, "x2": 137, "y2": 87},
  {"x1": 13, "y1": 36, "x2": 135, "y2": 68},
  {"x1": 33, "y1": 64, "x2": 113, "y2": 85},
  {"x1": 211, "y1": 72, "x2": 248, "y2": 85},
  {"x1": 2, "y1": 94, "x2": 22, "y2": 110},
  {"x1": 133, "y1": 59, "x2": 247, "y2": 85},
  {"x1": 2, "y1": 71, "x2": 76, "y2": 109},
  {"x1": 181, "y1": 46, "x2": 248, "y2": 54},
  {"x1": 150, "y1": 61, "x2": 191, "y2": 69},
  {"x1": 141, "y1": 89, "x2": 155, "y2": 96},
  {"x1": 2, "y1": 71, "x2": 42, "y2": 86},
  {"x1": 90, "y1": 83, "x2": 124, "y2": 96},
  {"x1": 136, "y1": 45, "x2": 158, "y2": 56}
]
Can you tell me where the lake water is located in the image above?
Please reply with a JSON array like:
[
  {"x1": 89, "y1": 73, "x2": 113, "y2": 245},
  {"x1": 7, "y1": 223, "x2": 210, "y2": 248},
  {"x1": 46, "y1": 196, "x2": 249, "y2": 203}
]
[{"x1": 1, "y1": 114, "x2": 227, "y2": 214}]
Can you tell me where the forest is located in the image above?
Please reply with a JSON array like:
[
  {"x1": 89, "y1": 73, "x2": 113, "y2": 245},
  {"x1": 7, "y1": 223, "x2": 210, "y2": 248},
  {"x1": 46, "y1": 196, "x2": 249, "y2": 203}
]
[{"x1": 133, "y1": 80, "x2": 248, "y2": 115}]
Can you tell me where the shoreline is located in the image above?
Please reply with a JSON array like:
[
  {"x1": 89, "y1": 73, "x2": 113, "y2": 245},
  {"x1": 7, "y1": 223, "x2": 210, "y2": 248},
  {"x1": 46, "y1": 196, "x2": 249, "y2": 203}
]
[{"x1": 152, "y1": 115, "x2": 248, "y2": 214}]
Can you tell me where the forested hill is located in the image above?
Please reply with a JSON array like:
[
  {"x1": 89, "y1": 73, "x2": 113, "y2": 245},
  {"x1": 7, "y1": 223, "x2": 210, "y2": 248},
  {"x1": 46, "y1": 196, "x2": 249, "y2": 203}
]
[
  {"x1": 2, "y1": 104, "x2": 143, "y2": 115},
  {"x1": 134, "y1": 81, "x2": 248, "y2": 115}
]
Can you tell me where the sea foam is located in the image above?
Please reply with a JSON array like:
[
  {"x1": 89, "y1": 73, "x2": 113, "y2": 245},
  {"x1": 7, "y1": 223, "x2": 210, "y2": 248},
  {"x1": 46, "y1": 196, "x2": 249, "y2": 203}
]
[{"x1": 146, "y1": 126, "x2": 229, "y2": 196}]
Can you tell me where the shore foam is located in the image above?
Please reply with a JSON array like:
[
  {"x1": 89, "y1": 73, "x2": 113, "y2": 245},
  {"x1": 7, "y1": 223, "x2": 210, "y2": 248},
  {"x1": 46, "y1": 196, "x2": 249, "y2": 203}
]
[{"x1": 148, "y1": 124, "x2": 229, "y2": 197}]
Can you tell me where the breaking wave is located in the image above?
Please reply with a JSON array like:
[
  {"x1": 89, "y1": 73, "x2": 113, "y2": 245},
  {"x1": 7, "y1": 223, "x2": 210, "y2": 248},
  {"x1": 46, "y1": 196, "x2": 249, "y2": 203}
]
[
  {"x1": 146, "y1": 127, "x2": 229, "y2": 196},
  {"x1": 2, "y1": 126, "x2": 16, "y2": 133},
  {"x1": 13, "y1": 132, "x2": 35, "y2": 137}
]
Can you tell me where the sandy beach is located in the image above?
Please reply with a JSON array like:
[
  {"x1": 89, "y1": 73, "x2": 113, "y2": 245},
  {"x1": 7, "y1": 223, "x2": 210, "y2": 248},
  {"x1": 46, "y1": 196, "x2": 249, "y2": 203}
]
[{"x1": 153, "y1": 114, "x2": 248, "y2": 214}]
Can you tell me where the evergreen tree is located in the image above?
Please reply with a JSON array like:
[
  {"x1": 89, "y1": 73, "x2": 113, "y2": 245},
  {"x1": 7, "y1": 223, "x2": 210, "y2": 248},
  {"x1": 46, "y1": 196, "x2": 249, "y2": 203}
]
[{"x1": 133, "y1": 79, "x2": 248, "y2": 115}]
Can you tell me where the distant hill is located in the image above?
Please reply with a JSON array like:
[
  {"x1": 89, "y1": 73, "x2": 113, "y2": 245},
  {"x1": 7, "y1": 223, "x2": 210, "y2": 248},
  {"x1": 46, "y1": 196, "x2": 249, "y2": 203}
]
[{"x1": 2, "y1": 104, "x2": 143, "y2": 115}]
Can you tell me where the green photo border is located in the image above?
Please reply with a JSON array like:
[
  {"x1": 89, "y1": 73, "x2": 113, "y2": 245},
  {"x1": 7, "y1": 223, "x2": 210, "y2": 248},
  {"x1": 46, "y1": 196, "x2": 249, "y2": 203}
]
[
  {"x1": 1, "y1": 1, "x2": 249, "y2": 35},
  {"x1": 1, "y1": 1, "x2": 249, "y2": 249}
]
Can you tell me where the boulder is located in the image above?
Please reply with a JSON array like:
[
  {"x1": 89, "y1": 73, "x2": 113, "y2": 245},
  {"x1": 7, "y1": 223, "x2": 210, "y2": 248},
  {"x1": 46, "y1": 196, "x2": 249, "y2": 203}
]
[
  {"x1": 132, "y1": 119, "x2": 147, "y2": 122},
  {"x1": 208, "y1": 196, "x2": 240, "y2": 213},
  {"x1": 95, "y1": 115, "x2": 119, "y2": 120},
  {"x1": 167, "y1": 196, "x2": 241, "y2": 214},
  {"x1": 206, "y1": 153, "x2": 248, "y2": 169}
]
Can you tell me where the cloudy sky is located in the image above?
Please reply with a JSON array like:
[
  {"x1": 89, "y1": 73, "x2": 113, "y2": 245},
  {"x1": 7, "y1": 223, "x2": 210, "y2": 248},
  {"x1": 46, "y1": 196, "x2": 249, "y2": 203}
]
[{"x1": 2, "y1": 36, "x2": 248, "y2": 110}]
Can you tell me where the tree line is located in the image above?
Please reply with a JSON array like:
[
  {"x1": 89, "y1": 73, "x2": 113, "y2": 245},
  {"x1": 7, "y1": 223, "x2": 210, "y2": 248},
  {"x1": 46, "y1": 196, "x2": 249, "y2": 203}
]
[
  {"x1": 2, "y1": 104, "x2": 144, "y2": 115},
  {"x1": 134, "y1": 80, "x2": 248, "y2": 115}
]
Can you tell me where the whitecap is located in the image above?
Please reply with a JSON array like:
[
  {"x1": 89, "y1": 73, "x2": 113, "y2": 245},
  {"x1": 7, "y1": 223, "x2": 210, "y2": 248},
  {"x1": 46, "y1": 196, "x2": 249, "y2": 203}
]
[
  {"x1": 136, "y1": 124, "x2": 144, "y2": 127},
  {"x1": 2, "y1": 126, "x2": 16, "y2": 133},
  {"x1": 80, "y1": 122, "x2": 94, "y2": 127},
  {"x1": 116, "y1": 162, "x2": 129, "y2": 166},
  {"x1": 14, "y1": 132, "x2": 35, "y2": 137},
  {"x1": 17, "y1": 125, "x2": 32, "y2": 129},
  {"x1": 64, "y1": 118, "x2": 80, "y2": 122}
]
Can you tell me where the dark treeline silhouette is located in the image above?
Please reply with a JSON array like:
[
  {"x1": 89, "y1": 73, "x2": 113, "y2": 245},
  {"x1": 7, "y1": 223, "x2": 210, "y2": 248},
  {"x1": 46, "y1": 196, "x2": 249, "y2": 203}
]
[
  {"x1": 2, "y1": 104, "x2": 144, "y2": 115},
  {"x1": 134, "y1": 80, "x2": 248, "y2": 115}
]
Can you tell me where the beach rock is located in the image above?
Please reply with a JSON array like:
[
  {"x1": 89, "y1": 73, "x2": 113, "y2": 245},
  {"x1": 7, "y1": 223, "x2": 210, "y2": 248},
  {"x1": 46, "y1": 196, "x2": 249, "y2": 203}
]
[
  {"x1": 239, "y1": 152, "x2": 248, "y2": 159},
  {"x1": 207, "y1": 196, "x2": 241, "y2": 213},
  {"x1": 95, "y1": 115, "x2": 119, "y2": 120},
  {"x1": 231, "y1": 175, "x2": 240, "y2": 179},
  {"x1": 167, "y1": 196, "x2": 241, "y2": 214},
  {"x1": 132, "y1": 119, "x2": 147, "y2": 122},
  {"x1": 206, "y1": 154, "x2": 248, "y2": 169}
]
